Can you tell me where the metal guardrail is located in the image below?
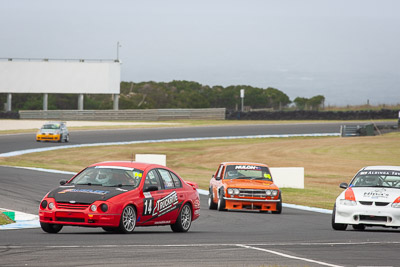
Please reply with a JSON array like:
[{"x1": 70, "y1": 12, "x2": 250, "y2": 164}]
[
  {"x1": 19, "y1": 108, "x2": 226, "y2": 121},
  {"x1": 340, "y1": 124, "x2": 375, "y2": 137}
]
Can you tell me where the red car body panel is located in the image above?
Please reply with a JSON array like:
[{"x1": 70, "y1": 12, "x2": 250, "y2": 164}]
[{"x1": 39, "y1": 161, "x2": 200, "y2": 230}]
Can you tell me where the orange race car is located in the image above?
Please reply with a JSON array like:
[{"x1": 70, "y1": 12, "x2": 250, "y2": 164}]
[{"x1": 208, "y1": 162, "x2": 282, "y2": 214}]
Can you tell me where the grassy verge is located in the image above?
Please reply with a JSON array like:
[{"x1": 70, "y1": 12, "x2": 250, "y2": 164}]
[
  {"x1": 0, "y1": 212, "x2": 15, "y2": 225},
  {"x1": 1, "y1": 132, "x2": 399, "y2": 210}
]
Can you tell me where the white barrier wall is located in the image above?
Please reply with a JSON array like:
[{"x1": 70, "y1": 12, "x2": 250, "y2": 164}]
[
  {"x1": 135, "y1": 154, "x2": 166, "y2": 166},
  {"x1": 0, "y1": 60, "x2": 120, "y2": 94},
  {"x1": 270, "y1": 167, "x2": 304, "y2": 189}
]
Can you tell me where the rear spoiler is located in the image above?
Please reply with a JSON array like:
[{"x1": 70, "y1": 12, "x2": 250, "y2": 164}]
[{"x1": 184, "y1": 180, "x2": 199, "y2": 190}]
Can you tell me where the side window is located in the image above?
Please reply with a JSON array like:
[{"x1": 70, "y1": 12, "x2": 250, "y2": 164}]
[
  {"x1": 144, "y1": 169, "x2": 162, "y2": 191},
  {"x1": 170, "y1": 172, "x2": 182, "y2": 188},
  {"x1": 216, "y1": 165, "x2": 224, "y2": 179},
  {"x1": 158, "y1": 169, "x2": 175, "y2": 189}
]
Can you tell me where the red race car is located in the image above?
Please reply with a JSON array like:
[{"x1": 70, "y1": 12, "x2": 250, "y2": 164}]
[{"x1": 39, "y1": 161, "x2": 200, "y2": 233}]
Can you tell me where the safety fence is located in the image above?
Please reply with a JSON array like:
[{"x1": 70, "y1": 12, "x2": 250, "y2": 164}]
[{"x1": 19, "y1": 108, "x2": 226, "y2": 121}]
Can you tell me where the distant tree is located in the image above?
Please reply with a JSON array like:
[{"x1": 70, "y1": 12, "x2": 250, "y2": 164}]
[
  {"x1": 294, "y1": 97, "x2": 308, "y2": 110},
  {"x1": 308, "y1": 95, "x2": 325, "y2": 110}
]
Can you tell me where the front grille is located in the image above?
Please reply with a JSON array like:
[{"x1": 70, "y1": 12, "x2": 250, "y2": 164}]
[
  {"x1": 359, "y1": 215, "x2": 387, "y2": 222},
  {"x1": 375, "y1": 202, "x2": 390, "y2": 206},
  {"x1": 238, "y1": 189, "x2": 266, "y2": 198},
  {"x1": 56, "y1": 217, "x2": 85, "y2": 223},
  {"x1": 359, "y1": 201, "x2": 373, "y2": 205},
  {"x1": 57, "y1": 202, "x2": 90, "y2": 210}
]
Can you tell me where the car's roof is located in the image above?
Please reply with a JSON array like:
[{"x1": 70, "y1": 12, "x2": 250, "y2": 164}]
[
  {"x1": 88, "y1": 161, "x2": 167, "y2": 170},
  {"x1": 221, "y1": 162, "x2": 269, "y2": 167},
  {"x1": 361, "y1": 166, "x2": 400, "y2": 171}
]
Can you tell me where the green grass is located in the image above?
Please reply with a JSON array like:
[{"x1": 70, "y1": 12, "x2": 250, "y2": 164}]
[{"x1": 0, "y1": 212, "x2": 15, "y2": 225}]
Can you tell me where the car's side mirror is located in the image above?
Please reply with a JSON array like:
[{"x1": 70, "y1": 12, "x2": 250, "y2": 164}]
[
  {"x1": 144, "y1": 185, "x2": 158, "y2": 192},
  {"x1": 60, "y1": 180, "x2": 67, "y2": 185},
  {"x1": 339, "y1": 183, "x2": 348, "y2": 189},
  {"x1": 215, "y1": 176, "x2": 221, "y2": 181}
]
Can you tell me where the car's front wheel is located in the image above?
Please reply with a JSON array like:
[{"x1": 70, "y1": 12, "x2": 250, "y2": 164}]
[
  {"x1": 217, "y1": 190, "x2": 226, "y2": 211},
  {"x1": 65, "y1": 134, "x2": 69, "y2": 143},
  {"x1": 208, "y1": 188, "x2": 217, "y2": 210},
  {"x1": 171, "y1": 203, "x2": 192, "y2": 232},
  {"x1": 40, "y1": 222, "x2": 63, "y2": 233},
  {"x1": 331, "y1": 204, "x2": 347, "y2": 231},
  {"x1": 271, "y1": 191, "x2": 282, "y2": 214},
  {"x1": 118, "y1": 205, "x2": 136, "y2": 233}
]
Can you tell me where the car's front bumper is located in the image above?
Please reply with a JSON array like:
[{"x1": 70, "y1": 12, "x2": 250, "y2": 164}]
[
  {"x1": 335, "y1": 202, "x2": 400, "y2": 227},
  {"x1": 223, "y1": 197, "x2": 279, "y2": 211},
  {"x1": 36, "y1": 134, "x2": 61, "y2": 141},
  {"x1": 39, "y1": 209, "x2": 121, "y2": 227}
]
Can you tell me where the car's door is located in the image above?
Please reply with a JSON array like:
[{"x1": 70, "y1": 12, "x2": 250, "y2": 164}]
[
  {"x1": 155, "y1": 168, "x2": 182, "y2": 221},
  {"x1": 140, "y1": 169, "x2": 165, "y2": 225}
]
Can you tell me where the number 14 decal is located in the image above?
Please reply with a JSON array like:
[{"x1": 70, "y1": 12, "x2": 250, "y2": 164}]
[{"x1": 143, "y1": 198, "x2": 154, "y2": 216}]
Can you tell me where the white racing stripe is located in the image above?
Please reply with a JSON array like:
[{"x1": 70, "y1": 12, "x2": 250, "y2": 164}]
[{"x1": 236, "y1": 244, "x2": 344, "y2": 267}]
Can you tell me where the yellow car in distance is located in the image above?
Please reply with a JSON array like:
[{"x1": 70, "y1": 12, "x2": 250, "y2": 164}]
[{"x1": 36, "y1": 121, "x2": 69, "y2": 142}]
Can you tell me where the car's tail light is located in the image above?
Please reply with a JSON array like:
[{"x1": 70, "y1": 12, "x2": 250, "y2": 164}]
[
  {"x1": 392, "y1": 197, "x2": 400, "y2": 208},
  {"x1": 340, "y1": 188, "x2": 357, "y2": 206}
]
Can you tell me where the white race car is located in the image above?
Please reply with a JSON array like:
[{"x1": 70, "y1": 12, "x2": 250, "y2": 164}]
[{"x1": 332, "y1": 166, "x2": 400, "y2": 231}]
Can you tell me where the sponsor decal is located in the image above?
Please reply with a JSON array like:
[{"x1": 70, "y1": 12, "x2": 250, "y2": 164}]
[
  {"x1": 364, "y1": 188, "x2": 389, "y2": 199},
  {"x1": 235, "y1": 165, "x2": 261, "y2": 170},
  {"x1": 264, "y1": 173, "x2": 272, "y2": 179},
  {"x1": 143, "y1": 192, "x2": 152, "y2": 198},
  {"x1": 154, "y1": 220, "x2": 171, "y2": 225},
  {"x1": 152, "y1": 191, "x2": 179, "y2": 216},
  {"x1": 359, "y1": 170, "x2": 400, "y2": 176},
  {"x1": 58, "y1": 189, "x2": 110, "y2": 195}
]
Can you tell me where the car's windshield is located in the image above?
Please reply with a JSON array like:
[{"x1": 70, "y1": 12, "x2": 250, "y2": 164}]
[
  {"x1": 42, "y1": 124, "x2": 61, "y2": 130},
  {"x1": 350, "y1": 170, "x2": 400, "y2": 188},
  {"x1": 69, "y1": 166, "x2": 143, "y2": 188},
  {"x1": 224, "y1": 165, "x2": 272, "y2": 181}
]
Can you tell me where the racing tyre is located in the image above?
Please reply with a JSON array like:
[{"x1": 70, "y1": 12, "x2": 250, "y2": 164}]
[
  {"x1": 271, "y1": 191, "x2": 282, "y2": 214},
  {"x1": 352, "y1": 224, "x2": 365, "y2": 231},
  {"x1": 118, "y1": 205, "x2": 136, "y2": 234},
  {"x1": 65, "y1": 134, "x2": 70, "y2": 143},
  {"x1": 331, "y1": 205, "x2": 347, "y2": 231},
  {"x1": 171, "y1": 203, "x2": 192, "y2": 232},
  {"x1": 217, "y1": 190, "x2": 226, "y2": 211},
  {"x1": 208, "y1": 188, "x2": 217, "y2": 210},
  {"x1": 40, "y1": 222, "x2": 63, "y2": 233},
  {"x1": 102, "y1": 227, "x2": 117, "y2": 232},
  {"x1": 58, "y1": 135, "x2": 62, "y2": 143}
]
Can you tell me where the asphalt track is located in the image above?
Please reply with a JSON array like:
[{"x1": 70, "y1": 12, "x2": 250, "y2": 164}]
[{"x1": 1, "y1": 122, "x2": 399, "y2": 266}]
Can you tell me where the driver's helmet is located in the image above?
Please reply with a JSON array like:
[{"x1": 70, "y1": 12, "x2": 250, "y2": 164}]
[
  {"x1": 226, "y1": 170, "x2": 239, "y2": 178},
  {"x1": 364, "y1": 176, "x2": 378, "y2": 185},
  {"x1": 95, "y1": 171, "x2": 110, "y2": 184}
]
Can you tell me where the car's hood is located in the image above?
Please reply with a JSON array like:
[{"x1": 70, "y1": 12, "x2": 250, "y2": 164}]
[
  {"x1": 224, "y1": 179, "x2": 277, "y2": 189},
  {"x1": 47, "y1": 185, "x2": 134, "y2": 204},
  {"x1": 351, "y1": 187, "x2": 400, "y2": 202}
]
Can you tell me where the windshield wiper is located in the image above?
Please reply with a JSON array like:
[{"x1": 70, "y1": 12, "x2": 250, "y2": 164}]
[
  {"x1": 74, "y1": 183, "x2": 103, "y2": 186},
  {"x1": 234, "y1": 176, "x2": 253, "y2": 179}
]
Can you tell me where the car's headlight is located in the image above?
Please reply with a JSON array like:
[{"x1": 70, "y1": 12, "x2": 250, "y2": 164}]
[
  {"x1": 227, "y1": 188, "x2": 234, "y2": 195},
  {"x1": 391, "y1": 203, "x2": 400, "y2": 208},
  {"x1": 340, "y1": 199, "x2": 357, "y2": 206},
  {"x1": 90, "y1": 204, "x2": 97, "y2": 212},
  {"x1": 227, "y1": 188, "x2": 240, "y2": 196},
  {"x1": 48, "y1": 202, "x2": 55, "y2": 210},
  {"x1": 100, "y1": 204, "x2": 108, "y2": 212}
]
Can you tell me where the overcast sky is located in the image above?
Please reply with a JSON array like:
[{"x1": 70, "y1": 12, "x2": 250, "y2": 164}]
[{"x1": 1, "y1": 0, "x2": 399, "y2": 106}]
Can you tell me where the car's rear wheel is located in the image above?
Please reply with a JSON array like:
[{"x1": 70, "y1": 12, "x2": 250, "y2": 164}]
[
  {"x1": 171, "y1": 203, "x2": 192, "y2": 232},
  {"x1": 331, "y1": 204, "x2": 347, "y2": 231},
  {"x1": 271, "y1": 191, "x2": 282, "y2": 214},
  {"x1": 40, "y1": 222, "x2": 63, "y2": 233},
  {"x1": 208, "y1": 188, "x2": 217, "y2": 210},
  {"x1": 217, "y1": 190, "x2": 226, "y2": 211},
  {"x1": 352, "y1": 224, "x2": 365, "y2": 231},
  {"x1": 65, "y1": 134, "x2": 69, "y2": 142},
  {"x1": 118, "y1": 205, "x2": 136, "y2": 233}
]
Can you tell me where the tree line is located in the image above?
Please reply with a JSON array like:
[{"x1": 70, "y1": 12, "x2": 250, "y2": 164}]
[{"x1": 1, "y1": 80, "x2": 325, "y2": 111}]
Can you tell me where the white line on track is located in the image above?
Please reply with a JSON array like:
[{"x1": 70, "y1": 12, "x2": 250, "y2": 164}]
[
  {"x1": 236, "y1": 244, "x2": 344, "y2": 267},
  {"x1": 0, "y1": 133, "x2": 340, "y2": 157}
]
